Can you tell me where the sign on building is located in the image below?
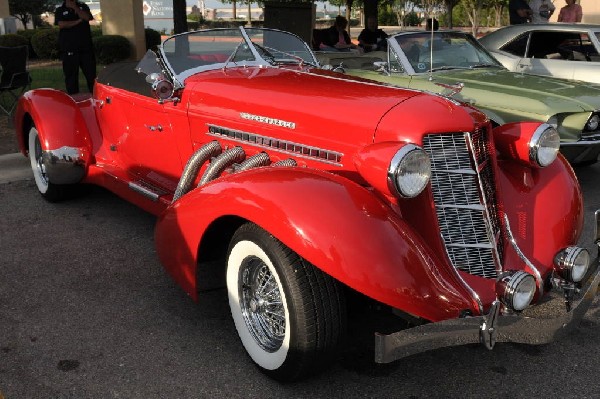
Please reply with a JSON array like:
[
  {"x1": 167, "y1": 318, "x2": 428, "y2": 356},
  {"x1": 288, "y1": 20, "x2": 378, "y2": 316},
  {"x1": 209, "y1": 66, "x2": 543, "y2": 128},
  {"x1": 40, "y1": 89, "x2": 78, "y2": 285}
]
[{"x1": 142, "y1": 0, "x2": 175, "y2": 33}]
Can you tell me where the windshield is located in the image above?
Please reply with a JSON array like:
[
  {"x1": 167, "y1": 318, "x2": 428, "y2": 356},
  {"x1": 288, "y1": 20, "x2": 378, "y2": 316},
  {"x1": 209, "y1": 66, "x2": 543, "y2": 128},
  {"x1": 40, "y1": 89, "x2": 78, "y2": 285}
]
[
  {"x1": 392, "y1": 32, "x2": 502, "y2": 74},
  {"x1": 160, "y1": 27, "x2": 317, "y2": 80},
  {"x1": 245, "y1": 28, "x2": 317, "y2": 65}
]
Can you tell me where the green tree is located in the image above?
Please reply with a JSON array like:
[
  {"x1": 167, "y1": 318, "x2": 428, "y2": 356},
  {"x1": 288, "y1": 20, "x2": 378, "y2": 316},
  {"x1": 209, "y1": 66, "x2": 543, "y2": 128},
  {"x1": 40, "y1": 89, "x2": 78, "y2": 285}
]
[
  {"x1": 390, "y1": 0, "x2": 420, "y2": 29},
  {"x1": 460, "y1": 0, "x2": 485, "y2": 35},
  {"x1": 9, "y1": 0, "x2": 60, "y2": 29},
  {"x1": 442, "y1": 0, "x2": 460, "y2": 28},
  {"x1": 488, "y1": 0, "x2": 508, "y2": 26}
]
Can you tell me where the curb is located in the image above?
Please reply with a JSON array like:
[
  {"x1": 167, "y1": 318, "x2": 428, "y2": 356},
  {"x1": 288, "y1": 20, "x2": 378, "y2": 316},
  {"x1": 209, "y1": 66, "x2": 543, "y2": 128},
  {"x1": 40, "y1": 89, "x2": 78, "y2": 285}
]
[{"x1": 0, "y1": 152, "x2": 32, "y2": 184}]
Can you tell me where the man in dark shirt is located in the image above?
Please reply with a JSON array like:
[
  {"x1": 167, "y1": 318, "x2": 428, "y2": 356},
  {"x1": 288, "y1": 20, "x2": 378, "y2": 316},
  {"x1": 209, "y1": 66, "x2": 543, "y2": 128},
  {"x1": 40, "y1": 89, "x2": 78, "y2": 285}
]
[
  {"x1": 358, "y1": 16, "x2": 388, "y2": 52},
  {"x1": 509, "y1": 0, "x2": 533, "y2": 24},
  {"x1": 54, "y1": 0, "x2": 96, "y2": 94}
]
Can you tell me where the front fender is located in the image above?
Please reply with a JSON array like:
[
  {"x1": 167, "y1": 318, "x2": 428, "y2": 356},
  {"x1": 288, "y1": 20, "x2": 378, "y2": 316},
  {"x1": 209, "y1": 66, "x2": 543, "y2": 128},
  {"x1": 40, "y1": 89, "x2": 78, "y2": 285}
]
[
  {"x1": 15, "y1": 89, "x2": 93, "y2": 184},
  {"x1": 155, "y1": 167, "x2": 476, "y2": 322},
  {"x1": 498, "y1": 154, "x2": 584, "y2": 276}
]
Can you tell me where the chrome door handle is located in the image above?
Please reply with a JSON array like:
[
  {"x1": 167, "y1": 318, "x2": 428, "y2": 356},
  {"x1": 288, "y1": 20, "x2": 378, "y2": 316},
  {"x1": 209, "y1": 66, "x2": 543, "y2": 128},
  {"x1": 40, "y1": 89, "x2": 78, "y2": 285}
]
[{"x1": 145, "y1": 124, "x2": 163, "y2": 132}]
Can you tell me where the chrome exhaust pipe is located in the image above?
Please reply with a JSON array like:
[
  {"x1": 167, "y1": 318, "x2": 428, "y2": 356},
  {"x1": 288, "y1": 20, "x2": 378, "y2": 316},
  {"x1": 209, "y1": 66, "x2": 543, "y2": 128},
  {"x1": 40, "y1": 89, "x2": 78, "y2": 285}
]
[{"x1": 173, "y1": 141, "x2": 221, "y2": 202}]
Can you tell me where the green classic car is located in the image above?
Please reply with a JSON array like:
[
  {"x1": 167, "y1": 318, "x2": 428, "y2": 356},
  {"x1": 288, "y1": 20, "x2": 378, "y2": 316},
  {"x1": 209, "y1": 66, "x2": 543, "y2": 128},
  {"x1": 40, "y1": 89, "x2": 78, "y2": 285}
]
[{"x1": 317, "y1": 31, "x2": 600, "y2": 164}]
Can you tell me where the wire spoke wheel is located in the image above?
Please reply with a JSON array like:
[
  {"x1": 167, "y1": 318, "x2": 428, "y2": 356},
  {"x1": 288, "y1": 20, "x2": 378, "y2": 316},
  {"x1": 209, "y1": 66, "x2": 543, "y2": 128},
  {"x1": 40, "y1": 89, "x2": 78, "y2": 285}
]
[
  {"x1": 226, "y1": 223, "x2": 346, "y2": 381},
  {"x1": 240, "y1": 256, "x2": 286, "y2": 352}
]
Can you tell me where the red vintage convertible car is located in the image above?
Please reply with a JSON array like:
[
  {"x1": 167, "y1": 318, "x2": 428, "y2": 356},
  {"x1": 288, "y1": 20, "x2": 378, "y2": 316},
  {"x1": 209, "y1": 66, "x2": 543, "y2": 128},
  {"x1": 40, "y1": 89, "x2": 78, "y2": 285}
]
[{"x1": 14, "y1": 27, "x2": 600, "y2": 381}]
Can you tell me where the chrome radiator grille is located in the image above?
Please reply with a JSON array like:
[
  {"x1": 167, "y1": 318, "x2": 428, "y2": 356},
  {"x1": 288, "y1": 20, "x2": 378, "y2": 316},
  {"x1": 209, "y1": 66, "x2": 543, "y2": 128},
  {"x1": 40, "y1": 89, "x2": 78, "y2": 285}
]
[{"x1": 422, "y1": 130, "x2": 503, "y2": 279}]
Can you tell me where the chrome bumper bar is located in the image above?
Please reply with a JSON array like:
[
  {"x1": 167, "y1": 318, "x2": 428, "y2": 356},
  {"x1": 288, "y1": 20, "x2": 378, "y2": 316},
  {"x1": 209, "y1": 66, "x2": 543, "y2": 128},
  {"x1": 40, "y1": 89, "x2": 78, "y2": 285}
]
[{"x1": 375, "y1": 256, "x2": 600, "y2": 364}]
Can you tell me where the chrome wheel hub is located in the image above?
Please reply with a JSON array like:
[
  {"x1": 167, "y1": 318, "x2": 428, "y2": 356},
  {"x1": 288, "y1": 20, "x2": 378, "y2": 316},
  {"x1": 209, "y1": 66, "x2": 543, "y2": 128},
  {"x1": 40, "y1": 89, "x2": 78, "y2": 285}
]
[
  {"x1": 239, "y1": 256, "x2": 285, "y2": 352},
  {"x1": 34, "y1": 136, "x2": 49, "y2": 185}
]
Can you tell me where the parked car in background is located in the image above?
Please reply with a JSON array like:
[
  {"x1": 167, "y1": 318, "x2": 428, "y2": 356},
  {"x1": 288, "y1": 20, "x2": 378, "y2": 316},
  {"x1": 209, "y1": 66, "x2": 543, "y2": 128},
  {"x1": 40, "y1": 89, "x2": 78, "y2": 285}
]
[
  {"x1": 321, "y1": 30, "x2": 600, "y2": 165},
  {"x1": 15, "y1": 27, "x2": 600, "y2": 381},
  {"x1": 479, "y1": 24, "x2": 600, "y2": 84}
]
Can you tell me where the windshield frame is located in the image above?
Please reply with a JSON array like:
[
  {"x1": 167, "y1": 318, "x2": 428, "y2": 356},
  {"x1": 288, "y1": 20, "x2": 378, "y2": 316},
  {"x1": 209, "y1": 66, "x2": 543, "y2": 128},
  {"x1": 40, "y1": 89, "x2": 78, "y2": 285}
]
[
  {"x1": 387, "y1": 31, "x2": 504, "y2": 76},
  {"x1": 156, "y1": 27, "x2": 318, "y2": 86}
]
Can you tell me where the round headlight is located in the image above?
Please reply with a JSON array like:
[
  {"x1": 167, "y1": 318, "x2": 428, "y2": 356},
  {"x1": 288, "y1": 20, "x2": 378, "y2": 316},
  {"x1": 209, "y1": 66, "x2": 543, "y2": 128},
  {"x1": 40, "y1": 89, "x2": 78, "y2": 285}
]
[
  {"x1": 388, "y1": 144, "x2": 431, "y2": 198},
  {"x1": 586, "y1": 114, "x2": 600, "y2": 131},
  {"x1": 496, "y1": 271, "x2": 536, "y2": 312},
  {"x1": 554, "y1": 246, "x2": 590, "y2": 283},
  {"x1": 529, "y1": 124, "x2": 560, "y2": 167}
]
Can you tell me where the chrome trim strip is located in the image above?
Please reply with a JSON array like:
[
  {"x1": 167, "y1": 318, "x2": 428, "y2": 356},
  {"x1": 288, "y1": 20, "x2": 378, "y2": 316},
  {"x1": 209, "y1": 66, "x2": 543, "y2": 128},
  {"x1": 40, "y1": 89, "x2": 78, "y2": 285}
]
[
  {"x1": 207, "y1": 124, "x2": 343, "y2": 166},
  {"x1": 561, "y1": 139, "x2": 600, "y2": 147},
  {"x1": 41, "y1": 146, "x2": 86, "y2": 185},
  {"x1": 503, "y1": 214, "x2": 543, "y2": 291},
  {"x1": 464, "y1": 132, "x2": 503, "y2": 276},
  {"x1": 595, "y1": 210, "x2": 600, "y2": 248},
  {"x1": 128, "y1": 181, "x2": 160, "y2": 201},
  {"x1": 439, "y1": 238, "x2": 485, "y2": 315},
  {"x1": 437, "y1": 204, "x2": 485, "y2": 211}
]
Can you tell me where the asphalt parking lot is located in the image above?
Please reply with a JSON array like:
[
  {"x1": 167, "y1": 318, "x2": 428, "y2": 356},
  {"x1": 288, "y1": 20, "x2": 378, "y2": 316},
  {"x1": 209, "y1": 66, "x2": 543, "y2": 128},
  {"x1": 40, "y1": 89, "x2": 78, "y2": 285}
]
[{"x1": 1, "y1": 155, "x2": 600, "y2": 398}]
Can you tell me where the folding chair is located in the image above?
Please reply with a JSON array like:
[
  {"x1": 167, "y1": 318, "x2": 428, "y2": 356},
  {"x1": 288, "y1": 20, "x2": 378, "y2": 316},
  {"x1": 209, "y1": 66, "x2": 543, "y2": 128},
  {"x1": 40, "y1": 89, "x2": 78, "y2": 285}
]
[{"x1": 0, "y1": 46, "x2": 32, "y2": 117}]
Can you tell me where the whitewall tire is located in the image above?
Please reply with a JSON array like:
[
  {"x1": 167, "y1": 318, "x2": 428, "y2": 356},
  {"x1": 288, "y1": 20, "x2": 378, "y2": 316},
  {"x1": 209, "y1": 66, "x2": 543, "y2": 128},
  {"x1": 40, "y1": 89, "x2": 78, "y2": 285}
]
[{"x1": 226, "y1": 223, "x2": 346, "y2": 381}]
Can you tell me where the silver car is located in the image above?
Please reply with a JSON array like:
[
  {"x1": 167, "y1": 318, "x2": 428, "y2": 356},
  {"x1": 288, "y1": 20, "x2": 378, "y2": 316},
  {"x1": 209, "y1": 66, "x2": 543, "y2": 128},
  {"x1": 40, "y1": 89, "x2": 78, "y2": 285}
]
[{"x1": 479, "y1": 23, "x2": 600, "y2": 84}]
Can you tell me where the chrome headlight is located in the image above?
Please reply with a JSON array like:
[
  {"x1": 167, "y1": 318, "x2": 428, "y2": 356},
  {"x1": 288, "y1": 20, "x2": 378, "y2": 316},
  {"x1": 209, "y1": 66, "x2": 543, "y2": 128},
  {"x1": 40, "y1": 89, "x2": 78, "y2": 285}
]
[
  {"x1": 585, "y1": 114, "x2": 600, "y2": 131},
  {"x1": 496, "y1": 271, "x2": 536, "y2": 311},
  {"x1": 554, "y1": 246, "x2": 590, "y2": 283},
  {"x1": 387, "y1": 144, "x2": 431, "y2": 198},
  {"x1": 529, "y1": 124, "x2": 560, "y2": 167}
]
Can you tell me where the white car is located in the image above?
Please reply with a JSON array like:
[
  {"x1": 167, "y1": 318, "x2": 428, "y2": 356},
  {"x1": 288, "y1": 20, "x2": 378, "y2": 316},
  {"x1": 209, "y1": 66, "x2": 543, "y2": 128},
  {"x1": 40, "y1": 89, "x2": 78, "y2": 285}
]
[{"x1": 479, "y1": 23, "x2": 600, "y2": 84}]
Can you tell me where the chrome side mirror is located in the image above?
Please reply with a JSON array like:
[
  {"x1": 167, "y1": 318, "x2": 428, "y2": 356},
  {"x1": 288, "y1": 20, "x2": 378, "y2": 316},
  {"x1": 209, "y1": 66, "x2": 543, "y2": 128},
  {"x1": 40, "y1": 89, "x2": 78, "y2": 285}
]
[{"x1": 374, "y1": 61, "x2": 389, "y2": 74}]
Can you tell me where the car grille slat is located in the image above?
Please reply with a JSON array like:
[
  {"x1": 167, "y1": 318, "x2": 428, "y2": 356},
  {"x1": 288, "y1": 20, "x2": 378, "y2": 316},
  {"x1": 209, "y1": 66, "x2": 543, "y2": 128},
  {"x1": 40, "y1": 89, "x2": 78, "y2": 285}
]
[{"x1": 423, "y1": 130, "x2": 503, "y2": 279}]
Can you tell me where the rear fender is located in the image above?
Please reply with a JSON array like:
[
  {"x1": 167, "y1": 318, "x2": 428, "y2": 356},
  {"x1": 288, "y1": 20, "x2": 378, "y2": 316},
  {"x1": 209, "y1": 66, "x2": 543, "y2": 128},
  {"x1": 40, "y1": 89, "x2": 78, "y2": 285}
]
[
  {"x1": 155, "y1": 167, "x2": 476, "y2": 322},
  {"x1": 15, "y1": 89, "x2": 93, "y2": 184}
]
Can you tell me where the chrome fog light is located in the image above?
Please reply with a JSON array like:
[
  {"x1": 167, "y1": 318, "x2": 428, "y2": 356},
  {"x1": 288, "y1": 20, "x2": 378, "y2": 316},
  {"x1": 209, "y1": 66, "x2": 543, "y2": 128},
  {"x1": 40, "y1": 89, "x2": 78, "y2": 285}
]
[
  {"x1": 554, "y1": 246, "x2": 590, "y2": 283},
  {"x1": 529, "y1": 124, "x2": 560, "y2": 167},
  {"x1": 388, "y1": 144, "x2": 431, "y2": 198},
  {"x1": 496, "y1": 271, "x2": 536, "y2": 311},
  {"x1": 585, "y1": 114, "x2": 600, "y2": 131}
]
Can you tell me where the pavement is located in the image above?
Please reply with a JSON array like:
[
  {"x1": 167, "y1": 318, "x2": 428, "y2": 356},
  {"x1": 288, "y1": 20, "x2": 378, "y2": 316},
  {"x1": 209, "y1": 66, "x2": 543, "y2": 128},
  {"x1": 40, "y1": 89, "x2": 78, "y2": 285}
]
[{"x1": 0, "y1": 152, "x2": 31, "y2": 184}]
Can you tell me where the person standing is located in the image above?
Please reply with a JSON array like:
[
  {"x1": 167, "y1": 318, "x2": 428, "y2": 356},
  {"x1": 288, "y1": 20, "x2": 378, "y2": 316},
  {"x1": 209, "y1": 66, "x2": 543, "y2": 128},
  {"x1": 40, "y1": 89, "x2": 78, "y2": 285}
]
[
  {"x1": 54, "y1": 0, "x2": 96, "y2": 95},
  {"x1": 558, "y1": 0, "x2": 583, "y2": 22},
  {"x1": 509, "y1": 0, "x2": 533, "y2": 24},
  {"x1": 529, "y1": 0, "x2": 556, "y2": 23}
]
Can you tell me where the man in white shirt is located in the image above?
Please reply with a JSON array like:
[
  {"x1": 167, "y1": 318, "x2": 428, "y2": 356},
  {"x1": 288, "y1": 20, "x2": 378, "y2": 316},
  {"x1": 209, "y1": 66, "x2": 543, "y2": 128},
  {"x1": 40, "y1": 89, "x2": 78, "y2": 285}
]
[{"x1": 529, "y1": 0, "x2": 556, "y2": 23}]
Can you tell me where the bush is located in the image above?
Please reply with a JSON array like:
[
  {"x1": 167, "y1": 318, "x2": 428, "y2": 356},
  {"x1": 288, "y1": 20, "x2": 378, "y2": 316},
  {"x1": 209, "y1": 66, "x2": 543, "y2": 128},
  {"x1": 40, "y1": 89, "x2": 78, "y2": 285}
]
[
  {"x1": 31, "y1": 28, "x2": 60, "y2": 59},
  {"x1": 0, "y1": 33, "x2": 29, "y2": 48},
  {"x1": 145, "y1": 28, "x2": 161, "y2": 50},
  {"x1": 90, "y1": 26, "x2": 103, "y2": 38},
  {"x1": 378, "y1": 5, "x2": 398, "y2": 26},
  {"x1": 187, "y1": 21, "x2": 200, "y2": 31},
  {"x1": 93, "y1": 35, "x2": 131, "y2": 64},
  {"x1": 17, "y1": 29, "x2": 39, "y2": 58}
]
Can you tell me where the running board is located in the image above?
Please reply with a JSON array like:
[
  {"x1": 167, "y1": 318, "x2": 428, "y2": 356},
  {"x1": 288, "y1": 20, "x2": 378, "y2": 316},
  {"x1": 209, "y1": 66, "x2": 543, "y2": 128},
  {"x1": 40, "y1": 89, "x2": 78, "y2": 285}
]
[{"x1": 128, "y1": 180, "x2": 167, "y2": 202}]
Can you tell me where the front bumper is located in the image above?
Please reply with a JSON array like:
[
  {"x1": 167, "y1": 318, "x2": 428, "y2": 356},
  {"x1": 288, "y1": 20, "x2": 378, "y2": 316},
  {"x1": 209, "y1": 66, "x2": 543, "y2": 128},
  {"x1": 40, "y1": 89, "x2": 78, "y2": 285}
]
[{"x1": 375, "y1": 256, "x2": 600, "y2": 363}]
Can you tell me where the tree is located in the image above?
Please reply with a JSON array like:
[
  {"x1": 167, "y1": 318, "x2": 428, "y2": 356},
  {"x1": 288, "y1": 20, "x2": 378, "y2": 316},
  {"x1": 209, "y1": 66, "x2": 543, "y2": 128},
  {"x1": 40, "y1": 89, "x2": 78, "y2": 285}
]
[
  {"x1": 9, "y1": 0, "x2": 60, "y2": 29},
  {"x1": 390, "y1": 0, "x2": 420, "y2": 30},
  {"x1": 173, "y1": 0, "x2": 188, "y2": 34},
  {"x1": 461, "y1": 0, "x2": 485, "y2": 36},
  {"x1": 488, "y1": 0, "x2": 508, "y2": 26},
  {"x1": 442, "y1": 0, "x2": 460, "y2": 28}
]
